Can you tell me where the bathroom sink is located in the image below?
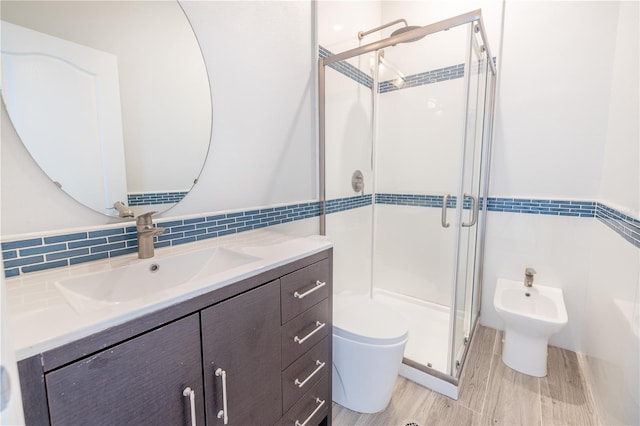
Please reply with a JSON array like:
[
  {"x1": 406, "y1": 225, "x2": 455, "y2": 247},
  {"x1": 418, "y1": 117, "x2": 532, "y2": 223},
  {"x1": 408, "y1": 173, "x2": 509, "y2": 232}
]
[{"x1": 55, "y1": 247, "x2": 260, "y2": 312}]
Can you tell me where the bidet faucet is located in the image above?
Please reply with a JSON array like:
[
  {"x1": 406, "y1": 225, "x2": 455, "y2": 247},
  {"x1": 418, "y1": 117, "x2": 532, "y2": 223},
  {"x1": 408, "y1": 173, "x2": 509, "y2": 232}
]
[
  {"x1": 136, "y1": 211, "x2": 165, "y2": 259},
  {"x1": 524, "y1": 267, "x2": 536, "y2": 287}
]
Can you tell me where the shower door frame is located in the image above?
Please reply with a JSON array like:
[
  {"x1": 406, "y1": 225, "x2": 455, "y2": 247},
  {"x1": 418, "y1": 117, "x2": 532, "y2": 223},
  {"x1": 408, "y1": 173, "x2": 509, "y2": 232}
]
[{"x1": 318, "y1": 9, "x2": 497, "y2": 384}]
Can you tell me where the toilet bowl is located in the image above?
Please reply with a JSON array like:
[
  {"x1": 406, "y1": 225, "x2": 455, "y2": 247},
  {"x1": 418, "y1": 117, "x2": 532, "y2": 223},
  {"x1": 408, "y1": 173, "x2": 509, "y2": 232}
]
[
  {"x1": 493, "y1": 279, "x2": 568, "y2": 377},
  {"x1": 332, "y1": 294, "x2": 409, "y2": 413}
]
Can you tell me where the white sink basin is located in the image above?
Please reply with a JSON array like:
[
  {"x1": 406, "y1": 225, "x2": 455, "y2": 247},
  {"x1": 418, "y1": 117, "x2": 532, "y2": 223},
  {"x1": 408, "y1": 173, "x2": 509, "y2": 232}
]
[{"x1": 56, "y1": 247, "x2": 259, "y2": 312}]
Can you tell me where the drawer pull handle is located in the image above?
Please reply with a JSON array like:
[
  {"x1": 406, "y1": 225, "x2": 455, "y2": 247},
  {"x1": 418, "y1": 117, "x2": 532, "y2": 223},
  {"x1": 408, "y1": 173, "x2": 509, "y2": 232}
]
[
  {"x1": 215, "y1": 368, "x2": 229, "y2": 425},
  {"x1": 294, "y1": 360, "x2": 326, "y2": 388},
  {"x1": 294, "y1": 321, "x2": 326, "y2": 345},
  {"x1": 294, "y1": 280, "x2": 326, "y2": 299},
  {"x1": 295, "y1": 397, "x2": 326, "y2": 426},
  {"x1": 183, "y1": 387, "x2": 197, "y2": 426}
]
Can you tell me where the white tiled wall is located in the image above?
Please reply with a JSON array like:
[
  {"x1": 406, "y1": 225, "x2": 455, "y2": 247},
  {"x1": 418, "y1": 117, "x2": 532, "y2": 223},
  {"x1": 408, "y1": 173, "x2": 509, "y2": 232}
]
[
  {"x1": 481, "y1": 212, "x2": 594, "y2": 350},
  {"x1": 374, "y1": 205, "x2": 455, "y2": 305},
  {"x1": 582, "y1": 1, "x2": 639, "y2": 424},
  {"x1": 583, "y1": 221, "x2": 639, "y2": 425}
]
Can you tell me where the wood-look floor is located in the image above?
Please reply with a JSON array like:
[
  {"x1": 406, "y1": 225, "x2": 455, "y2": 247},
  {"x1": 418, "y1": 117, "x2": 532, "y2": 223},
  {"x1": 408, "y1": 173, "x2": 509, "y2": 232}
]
[{"x1": 332, "y1": 326, "x2": 599, "y2": 426}]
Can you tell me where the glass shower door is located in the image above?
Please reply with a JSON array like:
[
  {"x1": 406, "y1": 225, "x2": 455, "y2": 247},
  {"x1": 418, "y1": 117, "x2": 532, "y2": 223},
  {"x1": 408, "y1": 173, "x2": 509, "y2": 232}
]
[
  {"x1": 450, "y1": 23, "x2": 490, "y2": 373},
  {"x1": 372, "y1": 24, "x2": 472, "y2": 374},
  {"x1": 321, "y1": 54, "x2": 375, "y2": 297}
]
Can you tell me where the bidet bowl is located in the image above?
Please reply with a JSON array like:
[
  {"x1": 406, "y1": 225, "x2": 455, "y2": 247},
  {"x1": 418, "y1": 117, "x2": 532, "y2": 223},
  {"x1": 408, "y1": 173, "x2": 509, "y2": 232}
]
[
  {"x1": 493, "y1": 279, "x2": 568, "y2": 377},
  {"x1": 494, "y1": 279, "x2": 568, "y2": 335}
]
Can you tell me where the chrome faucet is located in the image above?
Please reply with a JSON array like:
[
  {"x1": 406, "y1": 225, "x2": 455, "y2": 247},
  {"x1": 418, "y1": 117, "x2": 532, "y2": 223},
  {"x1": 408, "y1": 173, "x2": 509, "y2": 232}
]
[
  {"x1": 113, "y1": 201, "x2": 134, "y2": 218},
  {"x1": 524, "y1": 267, "x2": 536, "y2": 287},
  {"x1": 136, "y1": 212, "x2": 165, "y2": 259}
]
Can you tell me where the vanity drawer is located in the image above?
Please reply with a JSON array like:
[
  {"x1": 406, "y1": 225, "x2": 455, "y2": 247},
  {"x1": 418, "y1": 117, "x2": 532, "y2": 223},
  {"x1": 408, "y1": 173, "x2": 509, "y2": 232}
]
[
  {"x1": 282, "y1": 337, "x2": 330, "y2": 413},
  {"x1": 281, "y1": 299, "x2": 330, "y2": 369},
  {"x1": 281, "y1": 258, "x2": 330, "y2": 324},
  {"x1": 281, "y1": 374, "x2": 329, "y2": 426}
]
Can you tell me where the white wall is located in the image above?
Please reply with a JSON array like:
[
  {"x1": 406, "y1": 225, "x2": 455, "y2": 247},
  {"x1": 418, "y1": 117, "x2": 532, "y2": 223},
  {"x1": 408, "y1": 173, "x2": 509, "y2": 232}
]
[
  {"x1": 489, "y1": 1, "x2": 618, "y2": 200},
  {"x1": 583, "y1": 222, "x2": 639, "y2": 425},
  {"x1": 1, "y1": 1, "x2": 317, "y2": 236},
  {"x1": 483, "y1": 4, "x2": 639, "y2": 423},
  {"x1": 481, "y1": 0, "x2": 623, "y2": 351},
  {"x1": 582, "y1": 2, "x2": 639, "y2": 424},
  {"x1": 318, "y1": 0, "x2": 379, "y2": 295}
]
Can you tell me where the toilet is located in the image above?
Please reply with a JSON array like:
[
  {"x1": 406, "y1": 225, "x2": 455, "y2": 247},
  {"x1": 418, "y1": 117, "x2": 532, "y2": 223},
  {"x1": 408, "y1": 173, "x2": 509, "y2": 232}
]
[{"x1": 332, "y1": 294, "x2": 409, "y2": 413}]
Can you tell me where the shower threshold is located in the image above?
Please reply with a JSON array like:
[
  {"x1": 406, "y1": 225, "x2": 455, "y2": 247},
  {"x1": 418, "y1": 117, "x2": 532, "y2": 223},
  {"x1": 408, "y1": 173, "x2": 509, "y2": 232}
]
[{"x1": 372, "y1": 288, "x2": 465, "y2": 399}]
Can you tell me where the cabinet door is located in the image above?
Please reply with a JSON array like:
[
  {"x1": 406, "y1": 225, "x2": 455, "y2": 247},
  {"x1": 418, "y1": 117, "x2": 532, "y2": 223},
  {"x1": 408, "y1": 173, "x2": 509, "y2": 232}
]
[
  {"x1": 201, "y1": 280, "x2": 282, "y2": 426},
  {"x1": 46, "y1": 314, "x2": 204, "y2": 426}
]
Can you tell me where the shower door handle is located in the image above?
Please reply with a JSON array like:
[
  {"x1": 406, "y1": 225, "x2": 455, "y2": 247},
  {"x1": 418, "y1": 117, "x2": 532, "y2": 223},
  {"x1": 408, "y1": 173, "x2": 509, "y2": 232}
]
[
  {"x1": 462, "y1": 194, "x2": 478, "y2": 227},
  {"x1": 441, "y1": 194, "x2": 450, "y2": 228}
]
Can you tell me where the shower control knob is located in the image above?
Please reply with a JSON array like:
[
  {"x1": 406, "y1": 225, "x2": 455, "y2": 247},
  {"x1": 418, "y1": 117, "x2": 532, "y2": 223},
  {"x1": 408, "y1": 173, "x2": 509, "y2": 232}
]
[{"x1": 352, "y1": 170, "x2": 364, "y2": 195}]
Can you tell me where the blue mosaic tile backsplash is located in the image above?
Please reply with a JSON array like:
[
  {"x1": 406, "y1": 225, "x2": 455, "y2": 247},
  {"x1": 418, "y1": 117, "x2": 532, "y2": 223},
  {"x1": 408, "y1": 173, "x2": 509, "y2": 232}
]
[
  {"x1": 2, "y1": 201, "x2": 321, "y2": 278},
  {"x1": 378, "y1": 64, "x2": 466, "y2": 93},
  {"x1": 486, "y1": 197, "x2": 596, "y2": 217},
  {"x1": 3, "y1": 194, "x2": 637, "y2": 278},
  {"x1": 127, "y1": 191, "x2": 188, "y2": 206}
]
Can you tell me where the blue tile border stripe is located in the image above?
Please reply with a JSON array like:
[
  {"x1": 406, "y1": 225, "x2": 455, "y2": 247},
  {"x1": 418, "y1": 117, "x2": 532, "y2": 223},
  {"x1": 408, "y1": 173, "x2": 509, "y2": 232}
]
[
  {"x1": 2, "y1": 195, "x2": 637, "y2": 278},
  {"x1": 320, "y1": 45, "x2": 475, "y2": 94},
  {"x1": 321, "y1": 45, "x2": 498, "y2": 95},
  {"x1": 127, "y1": 191, "x2": 188, "y2": 206},
  {"x1": 596, "y1": 203, "x2": 640, "y2": 248},
  {"x1": 486, "y1": 197, "x2": 596, "y2": 217},
  {"x1": 320, "y1": 46, "x2": 373, "y2": 89},
  {"x1": 324, "y1": 194, "x2": 372, "y2": 214},
  {"x1": 376, "y1": 193, "x2": 460, "y2": 208},
  {"x1": 375, "y1": 194, "x2": 637, "y2": 248},
  {"x1": 379, "y1": 64, "x2": 466, "y2": 93},
  {"x1": 2, "y1": 201, "x2": 320, "y2": 278}
]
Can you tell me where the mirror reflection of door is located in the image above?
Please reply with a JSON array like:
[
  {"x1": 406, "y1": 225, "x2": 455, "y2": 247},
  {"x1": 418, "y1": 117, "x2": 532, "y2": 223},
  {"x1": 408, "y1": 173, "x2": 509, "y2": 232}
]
[
  {"x1": 2, "y1": 21, "x2": 127, "y2": 215},
  {"x1": 0, "y1": 1, "x2": 212, "y2": 218}
]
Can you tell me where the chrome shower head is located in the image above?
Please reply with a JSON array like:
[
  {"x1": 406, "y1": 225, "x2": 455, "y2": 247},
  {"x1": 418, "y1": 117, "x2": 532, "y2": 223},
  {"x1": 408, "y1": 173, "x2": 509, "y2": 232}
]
[{"x1": 389, "y1": 25, "x2": 425, "y2": 44}]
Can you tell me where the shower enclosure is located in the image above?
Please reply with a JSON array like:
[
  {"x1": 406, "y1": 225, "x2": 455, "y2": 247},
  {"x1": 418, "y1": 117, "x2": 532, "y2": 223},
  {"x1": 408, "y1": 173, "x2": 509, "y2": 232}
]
[{"x1": 319, "y1": 10, "x2": 496, "y2": 398}]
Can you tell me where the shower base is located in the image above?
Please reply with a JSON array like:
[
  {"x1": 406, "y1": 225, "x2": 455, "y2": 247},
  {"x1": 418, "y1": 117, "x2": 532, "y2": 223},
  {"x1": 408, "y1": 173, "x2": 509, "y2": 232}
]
[{"x1": 372, "y1": 288, "x2": 460, "y2": 399}]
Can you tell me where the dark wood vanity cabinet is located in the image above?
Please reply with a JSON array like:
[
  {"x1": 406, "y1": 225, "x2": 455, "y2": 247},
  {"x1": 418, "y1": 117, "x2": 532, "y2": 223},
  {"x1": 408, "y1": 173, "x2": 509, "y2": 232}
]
[
  {"x1": 279, "y1": 258, "x2": 332, "y2": 426},
  {"x1": 201, "y1": 279, "x2": 282, "y2": 426},
  {"x1": 46, "y1": 314, "x2": 205, "y2": 426},
  {"x1": 17, "y1": 249, "x2": 332, "y2": 426}
]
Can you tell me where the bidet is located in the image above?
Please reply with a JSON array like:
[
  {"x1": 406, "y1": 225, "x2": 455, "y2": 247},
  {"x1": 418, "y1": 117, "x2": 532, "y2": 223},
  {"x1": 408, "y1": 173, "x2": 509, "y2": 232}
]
[{"x1": 493, "y1": 278, "x2": 568, "y2": 377}]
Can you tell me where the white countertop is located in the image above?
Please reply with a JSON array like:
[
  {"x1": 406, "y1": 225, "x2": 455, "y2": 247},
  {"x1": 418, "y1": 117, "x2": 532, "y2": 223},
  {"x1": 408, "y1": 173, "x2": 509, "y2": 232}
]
[{"x1": 6, "y1": 229, "x2": 332, "y2": 360}]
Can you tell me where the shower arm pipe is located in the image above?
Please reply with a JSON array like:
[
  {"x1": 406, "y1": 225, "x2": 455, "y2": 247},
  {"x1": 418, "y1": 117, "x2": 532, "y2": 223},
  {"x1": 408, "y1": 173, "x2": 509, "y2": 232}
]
[
  {"x1": 324, "y1": 9, "x2": 496, "y2": 76},
  {"x1": 358, "y1": 18, "x2": 407, "y2": 40}
]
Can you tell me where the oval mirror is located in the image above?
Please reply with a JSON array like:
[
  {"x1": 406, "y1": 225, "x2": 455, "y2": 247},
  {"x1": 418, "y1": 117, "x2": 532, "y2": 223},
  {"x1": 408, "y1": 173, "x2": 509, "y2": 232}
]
[{"x1": 0, "y1": 1, "x2": 212, "y2": 218}]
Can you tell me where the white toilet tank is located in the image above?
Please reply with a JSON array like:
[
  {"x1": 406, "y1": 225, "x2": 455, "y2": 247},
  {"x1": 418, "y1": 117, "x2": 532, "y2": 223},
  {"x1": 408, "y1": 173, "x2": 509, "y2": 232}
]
[{"x1": 332, "y1": 294, "x2": 409, "y2": 413}]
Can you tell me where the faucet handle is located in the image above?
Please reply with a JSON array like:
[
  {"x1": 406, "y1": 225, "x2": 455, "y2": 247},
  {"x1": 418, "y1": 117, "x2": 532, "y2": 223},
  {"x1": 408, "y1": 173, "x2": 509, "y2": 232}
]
[
  {"x1": 136, "y1": 211, "x2": 158, "y2": 226},
  {"x1": 525, "y1": 267, "x2": 536, "y2": 276}
]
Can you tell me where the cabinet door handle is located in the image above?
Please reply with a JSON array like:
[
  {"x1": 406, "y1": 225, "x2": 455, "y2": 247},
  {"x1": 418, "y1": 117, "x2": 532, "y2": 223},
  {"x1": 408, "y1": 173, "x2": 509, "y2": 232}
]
[
  {"x1": 293, "y1": 321, "x2": 326, "y2": 345},
  {"x1": 295, "y1": 397, "x2": 326, "y2": 426},
  {"x1": 215, "y1": 368, "x2": 229, "y2": 425},
  {"x1": 294, "y1": 280, "x2": 326, "y2": 299},
  {"x1": 294, "y1": 360, "x2": 326, "y2": 388},
  {"x1": 182, "y1": 387, "x2": 197, "y2": 426}
]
